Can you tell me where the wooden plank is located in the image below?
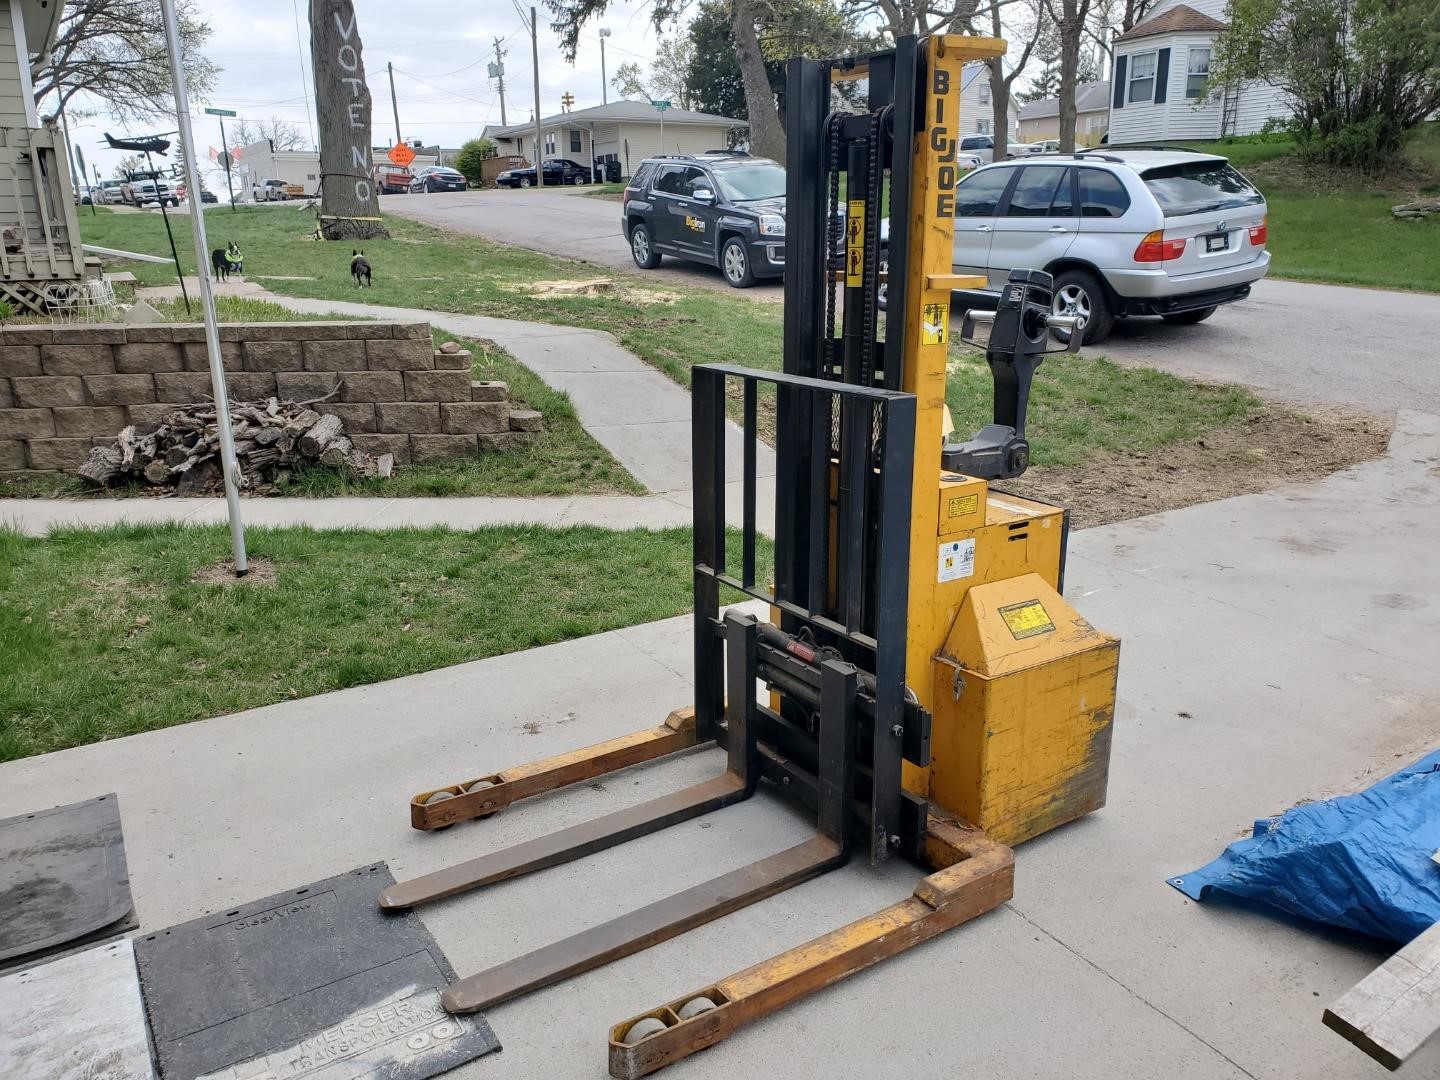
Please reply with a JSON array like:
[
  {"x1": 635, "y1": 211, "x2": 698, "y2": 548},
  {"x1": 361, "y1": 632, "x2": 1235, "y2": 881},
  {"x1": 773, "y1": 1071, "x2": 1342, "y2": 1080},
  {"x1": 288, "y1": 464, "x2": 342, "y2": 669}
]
[{"x1": 1324, "y1": 920, "x2": 1440, "y2": 1071}]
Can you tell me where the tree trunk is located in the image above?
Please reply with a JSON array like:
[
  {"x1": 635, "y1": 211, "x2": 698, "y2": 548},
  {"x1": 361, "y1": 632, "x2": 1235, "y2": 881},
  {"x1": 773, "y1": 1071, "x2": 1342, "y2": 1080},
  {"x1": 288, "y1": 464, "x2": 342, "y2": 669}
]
[
  {"x1": 1057, "y1": 0, "x2": 1083, "y2": 152},
  {"x1": 731, "y1": 0, "x2": 786, "y2": 163},
  {"x1": 988, "y1": 57, "x2": 1010, "y2": 160},
  {"x1": 310, "y1": 0, "x2": 388, "y2": 241}
]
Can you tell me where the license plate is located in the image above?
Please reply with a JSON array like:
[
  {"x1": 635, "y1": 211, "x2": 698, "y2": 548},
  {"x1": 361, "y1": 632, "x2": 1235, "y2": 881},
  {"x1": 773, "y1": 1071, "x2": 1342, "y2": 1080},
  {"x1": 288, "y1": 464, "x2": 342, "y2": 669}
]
[{"x1": 1205, "y1": 232, "x2": 1229, "y2": 253}]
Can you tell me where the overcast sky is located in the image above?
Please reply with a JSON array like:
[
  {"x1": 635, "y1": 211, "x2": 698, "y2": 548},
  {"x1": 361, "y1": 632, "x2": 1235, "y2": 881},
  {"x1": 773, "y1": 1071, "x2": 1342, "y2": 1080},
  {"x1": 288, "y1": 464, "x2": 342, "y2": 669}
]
[{"x1": 67, "y1": 0, "x2": 671, "y2": 183}]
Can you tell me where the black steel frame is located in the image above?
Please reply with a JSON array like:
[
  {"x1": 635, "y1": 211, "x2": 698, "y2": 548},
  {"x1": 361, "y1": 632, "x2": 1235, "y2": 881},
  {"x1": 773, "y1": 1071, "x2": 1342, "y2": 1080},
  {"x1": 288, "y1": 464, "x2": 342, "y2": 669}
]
[{"x1": 692, "y1": 363, "x2": 918, "y2": 862}]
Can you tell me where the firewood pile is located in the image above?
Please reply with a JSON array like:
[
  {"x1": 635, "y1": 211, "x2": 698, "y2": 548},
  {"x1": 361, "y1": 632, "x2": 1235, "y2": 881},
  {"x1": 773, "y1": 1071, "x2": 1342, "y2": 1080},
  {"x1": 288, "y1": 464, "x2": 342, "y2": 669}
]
[{"x1": 78, "y1": 394, "x2": 392, "y2": 493}]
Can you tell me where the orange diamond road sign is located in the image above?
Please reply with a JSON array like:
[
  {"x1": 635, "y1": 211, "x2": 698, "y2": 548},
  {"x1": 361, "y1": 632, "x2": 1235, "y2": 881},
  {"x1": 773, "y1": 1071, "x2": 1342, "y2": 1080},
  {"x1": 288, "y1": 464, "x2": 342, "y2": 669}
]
[{"x1": 388, "y1": 143, "x2": 415, "y2": 167}]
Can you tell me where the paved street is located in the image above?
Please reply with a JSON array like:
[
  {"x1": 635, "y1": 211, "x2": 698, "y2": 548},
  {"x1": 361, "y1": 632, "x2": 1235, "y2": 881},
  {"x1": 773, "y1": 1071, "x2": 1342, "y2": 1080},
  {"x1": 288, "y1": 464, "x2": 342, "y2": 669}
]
[
  {"x1": 385, "y1": 187, "x2": 783, "y2": 298},
  {"x1": 1092, "y1": 277, "x2": 1440, "y2": 415},
  {"x1": 389, "y1": 187, "x2": 1440, "y2": 414}
]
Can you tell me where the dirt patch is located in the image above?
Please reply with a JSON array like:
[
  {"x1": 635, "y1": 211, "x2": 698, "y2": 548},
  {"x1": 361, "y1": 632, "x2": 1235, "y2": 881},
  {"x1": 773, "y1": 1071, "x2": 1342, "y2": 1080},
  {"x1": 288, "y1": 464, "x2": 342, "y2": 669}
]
[
  {"x1": 1003, "y1": 405, "x2": 1390, "y2": 529},
  {"x1": 1247, "y1": 153, "x2": 1440, "y2": 199},
  {"x1": 192, "y1": 556, "x2": 278, "y2": 585}
]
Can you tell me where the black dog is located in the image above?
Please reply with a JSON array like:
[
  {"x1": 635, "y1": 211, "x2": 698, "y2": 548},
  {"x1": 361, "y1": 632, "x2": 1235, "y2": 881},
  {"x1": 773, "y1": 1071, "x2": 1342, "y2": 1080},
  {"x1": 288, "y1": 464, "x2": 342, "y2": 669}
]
[
  {"x1": 211, "y1": 242, "x2": 242, "y2": 281},
  {"x1": 351, "y1": 249, "x2": 372, "y2": 287}
]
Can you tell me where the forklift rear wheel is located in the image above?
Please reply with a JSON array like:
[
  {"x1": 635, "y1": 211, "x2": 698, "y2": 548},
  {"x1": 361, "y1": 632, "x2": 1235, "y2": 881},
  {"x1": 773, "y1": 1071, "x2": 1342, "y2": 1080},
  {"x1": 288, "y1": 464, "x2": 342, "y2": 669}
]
[
  {"x1": 621, "y1": 1017, "x2": 669, "y2": 1045},
  {"x1": 631, "y1": 224, "x2": 661, "y2": 269},
  {"x1": 1161, "y1": 306, "x2": 1216, "y2": 325},
  {"x1": 1051, "y1": 269, "x2": 1114, "y2": 345},
  {"x1": 721, "y1": 237, "x2": 755, "y2": 288},
  {"x1": 677, "y1": 995, "x2": 718, "y2": 1019}
]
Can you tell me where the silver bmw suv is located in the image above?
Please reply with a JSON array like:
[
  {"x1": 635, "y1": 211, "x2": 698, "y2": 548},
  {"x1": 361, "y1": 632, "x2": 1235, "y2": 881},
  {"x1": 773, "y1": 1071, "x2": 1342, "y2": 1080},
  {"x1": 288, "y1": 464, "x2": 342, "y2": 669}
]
[{"x1": 949, "y1": 148, "x2": 1270, "y2": 344}]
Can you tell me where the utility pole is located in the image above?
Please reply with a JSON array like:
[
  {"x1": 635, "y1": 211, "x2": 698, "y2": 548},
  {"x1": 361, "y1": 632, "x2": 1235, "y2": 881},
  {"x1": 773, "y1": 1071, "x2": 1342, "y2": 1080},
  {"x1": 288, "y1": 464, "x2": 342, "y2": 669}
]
[
  {"x1": 387, "y1": 61, "x2": 403, "y2": 146},
  {"x1": 531, "y1": 6, "x2": 544, "y2": 188},
  {"x1": 599, "y1": 28, "x2": 611, "y2": 105},
  {"x1": 490, "y1": 38, "x2": 508, "y2": 127}
]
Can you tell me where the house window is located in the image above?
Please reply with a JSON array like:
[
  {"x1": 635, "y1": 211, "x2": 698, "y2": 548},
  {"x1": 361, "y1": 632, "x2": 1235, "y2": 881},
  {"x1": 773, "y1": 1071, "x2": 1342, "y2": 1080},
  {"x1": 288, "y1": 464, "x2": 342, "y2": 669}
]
[
  {"x1": 976, "y1": 118, "x2": 990, "y2": 135},
  {"x1": 570, "y1": 128, "x2": 582, "y2": 153},
  {"x1": 544, "y1": 133, "x2": 556, "y2": 155},
  {"x1": 1128, "y1": 51, "x2": 1157, "y2": 104},
  {"x1": 1186, "y1": 47, "x2": 1211, "y2": 99},
  {"x1": 979, "y1": 80, "x2": 990, "y2": 104}
]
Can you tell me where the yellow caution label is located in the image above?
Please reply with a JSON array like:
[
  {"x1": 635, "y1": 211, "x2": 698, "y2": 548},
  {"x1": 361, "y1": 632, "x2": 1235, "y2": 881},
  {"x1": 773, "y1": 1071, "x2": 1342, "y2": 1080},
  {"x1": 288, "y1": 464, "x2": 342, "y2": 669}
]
[
  {"x1": 947, "y1": 493, "x2": 979, "y2": 519},
  {"x1": 845, "y1": 199, "x2": 865, "y2": 286},
  {"x1": 999, "y1": 600, "x2": 1056, "y2": 640},
  {"x1": 922, "y1": 301, "x2": 949, "y2": 345}
]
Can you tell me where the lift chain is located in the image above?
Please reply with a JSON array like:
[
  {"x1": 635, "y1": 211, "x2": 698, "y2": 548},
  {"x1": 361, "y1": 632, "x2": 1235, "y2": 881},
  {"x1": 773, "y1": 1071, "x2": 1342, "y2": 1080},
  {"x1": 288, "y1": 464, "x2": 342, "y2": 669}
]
[{"x1": 823, "y1": 111, "x2": 845, "y2": 380}]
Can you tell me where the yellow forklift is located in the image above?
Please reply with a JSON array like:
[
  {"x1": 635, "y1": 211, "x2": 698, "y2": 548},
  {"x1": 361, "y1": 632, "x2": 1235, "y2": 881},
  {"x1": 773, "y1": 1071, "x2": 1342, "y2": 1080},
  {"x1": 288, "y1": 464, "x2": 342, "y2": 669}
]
[{"x1": 381, "y1": 33, "x2": 1120, "y2": 1077}]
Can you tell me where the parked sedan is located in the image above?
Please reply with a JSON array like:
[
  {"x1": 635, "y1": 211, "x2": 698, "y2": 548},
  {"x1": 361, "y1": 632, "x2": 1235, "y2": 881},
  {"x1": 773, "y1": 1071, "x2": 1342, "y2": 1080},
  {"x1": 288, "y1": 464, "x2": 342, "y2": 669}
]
[
  {"x1": 496, "y1": 158, "x2": 593, "y2": 188},
  {"x1": 408, "y1": 166, "x2": 468, "y2": 193}
]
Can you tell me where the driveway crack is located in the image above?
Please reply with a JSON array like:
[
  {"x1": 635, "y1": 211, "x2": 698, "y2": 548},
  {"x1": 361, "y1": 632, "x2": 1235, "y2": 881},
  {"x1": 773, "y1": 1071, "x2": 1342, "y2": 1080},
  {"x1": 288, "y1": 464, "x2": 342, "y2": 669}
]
[{"x1": 1005, "y1": 903, "x2": 1261, "y2": 1079}]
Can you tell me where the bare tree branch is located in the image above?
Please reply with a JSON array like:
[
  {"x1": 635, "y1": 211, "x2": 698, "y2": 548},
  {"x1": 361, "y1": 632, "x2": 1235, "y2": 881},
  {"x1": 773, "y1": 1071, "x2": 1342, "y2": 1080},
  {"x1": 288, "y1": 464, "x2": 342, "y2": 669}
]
[{"x1": 32, "y1": 0, "x2": 218, "y2": 125}]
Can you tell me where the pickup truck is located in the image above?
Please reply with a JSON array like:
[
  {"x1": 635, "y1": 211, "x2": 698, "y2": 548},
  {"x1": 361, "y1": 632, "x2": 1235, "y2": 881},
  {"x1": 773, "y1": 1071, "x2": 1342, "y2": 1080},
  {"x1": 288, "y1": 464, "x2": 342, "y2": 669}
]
[
  {"x1": 253, "y1": 179, "x2": 291, "y2": 202},
  {"x1": 374, "y1": 167, "x2": 412, "y2": 195},
  {"x1": 120, "y1": 171, "x2": 178, "y2": 207}
]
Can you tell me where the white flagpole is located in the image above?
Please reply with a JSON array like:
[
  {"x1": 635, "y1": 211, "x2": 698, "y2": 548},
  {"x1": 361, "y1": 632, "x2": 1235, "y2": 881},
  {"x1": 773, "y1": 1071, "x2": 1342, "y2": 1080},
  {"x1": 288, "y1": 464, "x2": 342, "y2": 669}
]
[{"x1": 160, "y1": 0, "x2": 249, "y2": 575}]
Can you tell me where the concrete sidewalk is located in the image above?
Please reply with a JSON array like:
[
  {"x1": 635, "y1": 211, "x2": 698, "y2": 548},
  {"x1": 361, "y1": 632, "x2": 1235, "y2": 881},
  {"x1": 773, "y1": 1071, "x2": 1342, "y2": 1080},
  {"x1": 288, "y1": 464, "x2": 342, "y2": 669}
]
[
  {"x1": 0, "y1": 481, "x2": 779, "y2": 537},
  {"x1": 3, "y1": 413, "x2": 1438, "y2": 1079}
]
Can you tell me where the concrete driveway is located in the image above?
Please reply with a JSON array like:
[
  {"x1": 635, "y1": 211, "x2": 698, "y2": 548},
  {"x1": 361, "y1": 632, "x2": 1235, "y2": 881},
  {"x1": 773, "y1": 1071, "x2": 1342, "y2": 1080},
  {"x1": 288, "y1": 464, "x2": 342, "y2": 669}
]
[
  {"x1": 387, "y1": 188, "x2": 1440, "y2": 414},
  {"x1": 385, "y1": 187, "x2": 784, "y2": 299}
]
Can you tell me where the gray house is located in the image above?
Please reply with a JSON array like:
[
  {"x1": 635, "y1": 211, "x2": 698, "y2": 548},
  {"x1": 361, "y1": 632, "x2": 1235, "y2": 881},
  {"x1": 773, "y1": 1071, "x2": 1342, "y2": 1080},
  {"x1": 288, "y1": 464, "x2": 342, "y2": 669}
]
[
  {"x1": 484, "y1": 101, "x2": 743, "y2": 179},
  {"x1": 0, "y1": 0, "x2": 83, "y2": 312}
]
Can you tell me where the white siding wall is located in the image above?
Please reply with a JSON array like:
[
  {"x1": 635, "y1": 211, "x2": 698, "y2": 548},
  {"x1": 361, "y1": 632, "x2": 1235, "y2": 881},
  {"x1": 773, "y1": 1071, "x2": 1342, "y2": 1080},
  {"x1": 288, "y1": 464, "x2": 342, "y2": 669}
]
[
  {"x1": 1109, "y1": 32, "x2": 1225, "y2": 141},
  {"x1": 1146, "y1": 0, "x2": 1228, "y2": 19},
  {"x1": 958, "y1": 62, "x2": 1018, "y2": 139},
  {"x1": 0, "y1": 2, "x2": 31, "y2": 129},
  {"x1": 1230, "y1": 80, "x2": 1290, "y2": 135}
]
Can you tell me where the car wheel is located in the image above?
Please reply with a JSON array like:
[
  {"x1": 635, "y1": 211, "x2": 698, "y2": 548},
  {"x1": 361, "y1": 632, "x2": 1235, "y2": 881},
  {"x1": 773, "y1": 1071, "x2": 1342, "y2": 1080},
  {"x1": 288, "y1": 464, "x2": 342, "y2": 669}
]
[
  {"x1": 721, "y1": 237, "x2": 755, "y2": 288},
  {"x1": 1161, "y1": 306, "x2": 1217, "y2": 325},
  {"x1": 1051, "y1": 268, "x2": 1114, "y2": 345},
  {"x1": 519, "y1": 177, "x2": 532, "y2": 188},
  {"x1": 630, "y1": 223, "x2": 661, "y2": 269}
]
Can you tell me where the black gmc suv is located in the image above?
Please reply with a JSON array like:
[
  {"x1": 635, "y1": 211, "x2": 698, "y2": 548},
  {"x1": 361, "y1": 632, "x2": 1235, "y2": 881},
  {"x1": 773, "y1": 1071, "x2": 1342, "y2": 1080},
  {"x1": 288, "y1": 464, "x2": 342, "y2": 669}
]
[{"x1": 620, "y1": 152, "x2": 787, "y2": 288}]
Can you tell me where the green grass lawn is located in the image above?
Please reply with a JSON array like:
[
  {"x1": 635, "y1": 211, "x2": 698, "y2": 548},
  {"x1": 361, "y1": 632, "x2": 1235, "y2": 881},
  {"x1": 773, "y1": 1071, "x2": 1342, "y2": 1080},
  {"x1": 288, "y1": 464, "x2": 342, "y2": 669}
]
[
  {"x1": 1176, "y1": 123, "x2": 1440, "y2": 292},
  {"x1": 80, "y1": 207, "x2": 786, "y2": 392},
  {"x1": 0, "y1": 523, "x2": 769, "y2": 760},
  {"x1": 946, "y1": 347, "x2": 1261, "y2": 468},
  {"x1": 75, "y1": 202, "x2": 1284, "y2": 474}
]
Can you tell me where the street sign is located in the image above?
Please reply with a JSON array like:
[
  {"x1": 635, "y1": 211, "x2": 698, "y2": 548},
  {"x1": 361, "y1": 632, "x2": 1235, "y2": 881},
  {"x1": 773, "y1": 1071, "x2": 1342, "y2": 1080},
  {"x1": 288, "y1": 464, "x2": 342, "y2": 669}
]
[
  {"x1": 651, "y1": 99, "x2": 672, "y2": 112},
  {"x1": 203, "y1": 107, "x2": 237, "y2": 117},
  {"x1": 387, "y1": 142, "x2": 416, "y2": 167}
]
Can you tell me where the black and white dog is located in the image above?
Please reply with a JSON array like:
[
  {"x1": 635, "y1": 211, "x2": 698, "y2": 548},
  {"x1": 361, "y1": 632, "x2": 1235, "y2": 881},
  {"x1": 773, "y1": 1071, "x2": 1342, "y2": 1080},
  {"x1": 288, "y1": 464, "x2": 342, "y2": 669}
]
[
  {"x1": 211, "y1": 242, "x2": 243, "y2": 281},
  {"x1": 351, "y1": 249, "x2": 372, "y2": 287}
]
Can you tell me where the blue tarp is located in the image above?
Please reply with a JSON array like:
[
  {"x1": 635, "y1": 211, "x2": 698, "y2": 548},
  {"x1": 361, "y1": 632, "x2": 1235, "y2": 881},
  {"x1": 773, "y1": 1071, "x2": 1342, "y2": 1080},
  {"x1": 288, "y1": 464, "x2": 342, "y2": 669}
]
[{"x1": 1169, "y1": 748, "x2": 1440, "y2": 944}]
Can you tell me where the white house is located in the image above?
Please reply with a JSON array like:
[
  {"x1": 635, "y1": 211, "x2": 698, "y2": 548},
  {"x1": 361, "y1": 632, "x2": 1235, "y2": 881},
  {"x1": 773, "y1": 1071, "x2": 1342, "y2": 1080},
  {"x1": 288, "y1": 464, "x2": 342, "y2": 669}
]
[
  {"x1": 1017, "y1": 81, "x2": 1111, "y2": 145},
  {"x1": 1107, "y1": 0, "x2": 1290, "y2": 142},
  {"x1": 959, "y1": 62, "x2": 1020, "y2": 141},
  {"x1": 484, "y1": 102, "x2": 743, "y2": 179}
]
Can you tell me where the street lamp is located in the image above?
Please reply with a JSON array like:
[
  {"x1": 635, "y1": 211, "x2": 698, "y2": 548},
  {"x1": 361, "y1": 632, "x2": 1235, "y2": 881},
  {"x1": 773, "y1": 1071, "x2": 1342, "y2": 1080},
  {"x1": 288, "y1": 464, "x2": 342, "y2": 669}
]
[{"x1": 599, "y1": 28, "x2": 611, "y2": 105}]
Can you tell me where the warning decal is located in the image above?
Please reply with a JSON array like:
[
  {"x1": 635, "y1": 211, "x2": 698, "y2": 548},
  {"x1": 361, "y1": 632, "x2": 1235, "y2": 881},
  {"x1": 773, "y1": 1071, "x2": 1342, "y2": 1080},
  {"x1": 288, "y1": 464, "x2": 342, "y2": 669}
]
[
  {"x1": 937, "y1": 538, "x2": 976, "y2": 583},
  {"x1": 845, "y1": 200, "x2": 865, "y2": 286},
  {"x1": 922, "y1": 301, "x2": 948, "y2": 345},
  {"x1": 947, "y1": 493, "x2": 979, "y2": 519},
  {"x1": 998, "y1": 600, "x2": 1056, "y2": 640}
]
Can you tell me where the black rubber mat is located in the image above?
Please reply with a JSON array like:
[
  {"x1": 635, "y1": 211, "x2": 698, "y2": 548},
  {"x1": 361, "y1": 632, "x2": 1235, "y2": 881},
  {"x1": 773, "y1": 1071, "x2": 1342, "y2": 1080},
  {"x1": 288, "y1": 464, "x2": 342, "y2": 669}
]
[
  {"x1": 0, "y1": 793, "x2": 136, "y2": 973},
  {"x1": 134, "y1": 863, "x2": 501, "y2": 1080}
]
